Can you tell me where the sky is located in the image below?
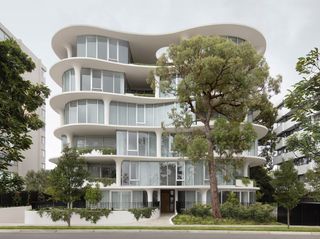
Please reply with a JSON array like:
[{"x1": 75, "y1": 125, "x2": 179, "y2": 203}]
[{"x1": 1, "y1": 0, "x2": 319, "y2": 169}]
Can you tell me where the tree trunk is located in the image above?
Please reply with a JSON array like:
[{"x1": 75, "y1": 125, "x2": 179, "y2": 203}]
[
  {"x1": 287, "y1": 208, "x2": 290, "y2": 229},
  {"x1": 208, "y1": 160, "x2": 222, "y2": 218}
]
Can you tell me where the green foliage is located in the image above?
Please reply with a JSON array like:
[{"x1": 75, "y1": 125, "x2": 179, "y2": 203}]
[
  {"x1": 46, "y1": 147, "x2": 89, "y2": 208},
  {"x1": 305, "y1": 165, "x2": 320, "y2": 201},
  {"x1": 185, "y1": 204, "x2": 212, "y2": 217},
  {"x1": 25, "y1": 169, "x2": 50, "y2": 193},
  {"x1": 77, "y1": 147, "x2": 116, "y2": 155},
  {"x1": 148, "y1": 36, "x2": 281, "y2": 218},
  {"x1": 87, "y1": 177, "x2": 115, "y2": 187},
  {"x1": 272, "y1": 161, "x2": 305, "y2": 228},
  {"x1": 0, "y1": 171, "x2": 24, "y2": 194},
  {"x1": 250, "y1": 166, "x2": 275, "y2": 203},
  {"x1": 220, "y1": 203, "x2": 275, "y2": 223},
  {"x1": 38, "y1": 208, "x2": 112, "y2": 226},
  {"x1": 85, "y1": 184, "x2": 102, "y2": 207},
  {"x1": 128, "y1": 208, "x2": 156, "y2": 221},
  {"x1": 0, "y1": 39, "x2": 50, "y2": 170},
  {"x1": 241, "y1": 177, "x2": 251, "y2": 186}
]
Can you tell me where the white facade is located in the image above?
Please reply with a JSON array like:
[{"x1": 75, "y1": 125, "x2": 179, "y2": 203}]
[
  {"x1": 273, "y1": 102, "x2": 315, "y2": 178},
  {"x1": 0, "y1": 23, "x2": 46, "y2": 176},
  {"x1": 50, "y1": 24, "x2": 268, "y2": 213}
]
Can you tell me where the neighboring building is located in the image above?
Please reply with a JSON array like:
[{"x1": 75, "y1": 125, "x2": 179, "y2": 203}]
[
  {"x1": 274, "y1": 102, "x2": 320, "y2": 225},
  {"x1": 0, "y1": 23, "x2": 47, "y2": 176},
  {"x1": 49, "y1": 24, "x2": 268, "y2": 213}
]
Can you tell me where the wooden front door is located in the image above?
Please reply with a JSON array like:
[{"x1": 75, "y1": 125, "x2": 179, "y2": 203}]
[{"x1": 161, "y1": 190, "x2": 175, "y2": 213}]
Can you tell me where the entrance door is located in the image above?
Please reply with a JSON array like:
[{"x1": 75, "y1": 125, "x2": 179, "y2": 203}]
[{"x1": 161, "y1": 190, "x2": 175, "y2": 213}]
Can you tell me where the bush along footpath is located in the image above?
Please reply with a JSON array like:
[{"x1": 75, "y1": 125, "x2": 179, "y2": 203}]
[
  {"x1": 128, "y1": 208, "x2": 156, "y2": 221},
  {"x1": 173, "y1": 193, "x2": 276, "y2": 225}
]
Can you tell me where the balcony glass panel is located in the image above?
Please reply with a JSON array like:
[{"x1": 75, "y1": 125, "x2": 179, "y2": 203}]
[
  {"x1": 87, "y1": 36, "x2": 96, "y2": 58},
  {"x1": 97, "y1": 36, "x2": 108, "y2": 60},
  {"x1": 76, "y1": 36, "x2": 86, "y2": 57}
]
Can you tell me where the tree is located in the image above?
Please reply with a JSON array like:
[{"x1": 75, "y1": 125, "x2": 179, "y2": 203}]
[
  {"x1": 285, "y1": 47, "x2": 320, "y2": 201},
  {"x1": 0, "y1": 39, "x2": 50, "y2": 171},
  {"x1": 148, "y1": 36, "x2": 281, "y2": 218},
  {"x1": 250, "y1": 166, "x2": 274, "y2": 203},
  {"x1": 46, "y1": 147, "x2": 89, "y2": 209},
  {"x1": 85, "y1": 184, "x2": 102, "y2": 208},
  {"x1": 25, "y1": 169, "x2": 50, "y2": 202},
  {"x1": 0, "y1": 171, "x2": 24, "y2": 194},
  {"x1": 272, "y1": 161, "x2": 305, "y2": 228}
]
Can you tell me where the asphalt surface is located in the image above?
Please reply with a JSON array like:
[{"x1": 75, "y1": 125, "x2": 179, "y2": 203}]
[{"x1": 0, "y1": 231, "x2": 319, "y2": 239}]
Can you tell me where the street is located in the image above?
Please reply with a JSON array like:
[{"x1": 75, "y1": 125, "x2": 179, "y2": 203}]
[{"x1": 0, "y1": 231, "x2": 319, "y2": 239}]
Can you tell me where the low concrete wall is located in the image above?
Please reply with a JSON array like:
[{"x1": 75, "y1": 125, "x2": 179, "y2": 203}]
[
  {"x1": 0, "y1": 206, "x2": 31, "y2": 223},
  {"x1": 25, "y1": 209, "x2": 160, "y2": 226}
]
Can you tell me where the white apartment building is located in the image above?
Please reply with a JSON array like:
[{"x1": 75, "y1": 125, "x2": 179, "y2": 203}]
[
  {"x1": 49, "y1": 24, "x2": 268, "y2": 213},
  {"x1": 274, "y1": 102, "x2": 316, "y2": 179},
  {"x1": 0, "y1": 23, "x2": 46, "y2": 176}
]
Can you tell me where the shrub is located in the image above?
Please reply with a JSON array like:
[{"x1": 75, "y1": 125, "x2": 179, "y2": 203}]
[
  {"x1": 128, "y1": 207, "x2": 156, "y2": 221},
  {"x1": 185, "y1": 204, "x2": 212, "y2": 217}
]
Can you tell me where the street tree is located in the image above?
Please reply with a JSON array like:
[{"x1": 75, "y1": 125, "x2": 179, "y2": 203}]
[
  {"x1": 148, "y1": 36, "x2": 281, "y2": 218},
  {"x1": 285, "y1": 47, "x2": 320, "y2": 201},
  {"x1": 46, "y1": 147, "x2": 89, "y2": 209},
  {"x1": 25, "y1": 169, "x2": 50, "y2": 201},
  {"x1": 0, "y1": 39, "x2": 50, "y2": 171},
  {"x1": 272, "y1": 161, "x2": 305, "y2": 228}
]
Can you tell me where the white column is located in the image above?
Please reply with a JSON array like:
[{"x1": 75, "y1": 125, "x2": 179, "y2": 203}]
[
  {"x1": 154, "y1": 75, "x2": 160, "y2": 98},
  {"x1": 115, "y1": 159, "x2": 123, "y2": 186},
  {"x1": 74, "y1": 64, "x2": 81, "y2": 91},
  {"x1": 156, "y1": 130, "x2": 162, "y2": 157},
  {"x1": 200, "y1": 189, "x2": 208, "y2": 204},
  {"x1": 66, "y1": 133, "x2": 73, "y2": 147},
  {"x1": 104, "y1": 99, "x2": 110, "y2": 125},
  {"x1": 65, "y1": 44, "x2": 72, "y2": 58}
]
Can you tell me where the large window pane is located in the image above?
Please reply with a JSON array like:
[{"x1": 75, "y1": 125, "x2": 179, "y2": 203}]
[
  {"x1": 138, "y1": 132, "x2": 148, "y2": 156},
  {"x1": 121, "y1": 161, "x2": 129, "y2": 185},
  {"x1": 130, "y1": 162, "x2": 139, "y2": 180},
  {"x1": 109, "y1": 38, "x2": 117, "y2": 60},
  {"x1": 149, "y1": 132, "x2": 156, "y2": 156},
  {"x1": 146, "y1": 104, "x2": 154, "y2": 126},
  {"x1": 128, "y1": 132, "x2": 137, "y2": 151},
  {"x1": 87, "y1": 36, "x2": 96, "y2": 58},
  {"x1": 64, "y1": 104, "x2": 69, "y2": 124},
  {"x1": 69, "y1": 102, "x2": 77, "y2": 124},
  {"x1": 137, "y1": 104, "x2": 145, "y2": 124},
  {"x1": 62, "y1": 71, "x2": 69, "y2": 92},
  {"x1": 118, "y1": 102, "x2": 127, "y2": 125},
  {"x1": 160, "y1": 163, "x2": 167, "y2": 185},
  {"x1": 118, "y1": 40, "x2": 129, "y2": 63},
  {"x1": 98, "y1": 100, "x2": 104, "y2": 124},
  {"x1": 168, "y1": 163, "x2": 176, "y2": 185},
  {"x1": 97, "y1": 36, "x2": 108, "y2": 60},
  {"x1": 128, "y1": 103, "x2": 136, "y2": 126},
  {"x1": 87, "y1": 100, "x2": 97, "y2": 123},
  {"x1": 77, "y1": 36, "x2": 86, "y2": 57},
  {"x1": 109, "y1": 102, "x2": 117, "y2": 124},
  {"x1": 103, "y1": 71, "x2": 113, "y2": 92},
  {"x1": 81, "y1": 68, "x2": 91, "y2": 91},
  {"x1": 111, "y1": 191, "x2": 120, "y2": 209},
  {"x1": 114, "y1": 73, "x2": 121, "y2": 93},
  {"x1": 92, "y1": 70, "x2": 102, "y2": 91},
  {"x1": 78, "y1": 100, "x2": 87, "y2": 123}
]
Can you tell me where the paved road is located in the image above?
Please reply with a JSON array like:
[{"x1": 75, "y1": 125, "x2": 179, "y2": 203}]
[{"x1": 0, "y1": 231, "x2": 319, "y2": 239}]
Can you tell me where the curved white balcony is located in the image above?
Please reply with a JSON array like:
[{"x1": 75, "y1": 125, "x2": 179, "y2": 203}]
[
  {"x1": 50, "y1": 91, "x2": 176, "y2": 113},
  {"x1": 275, "y1": 137, "x2": 287, "y2": 150},
  {"x1": 273, "y1": 151, "x2": 303, "y2": 165},
  {"x1": 276, "y1": 107, "x2": 291, "y2": 121},
  {"x1": 52, "y1": 24, "x2": 266, "y2": 63},
  {"x1": 274, "y1": 119, "x2": 298, "y2": 135},
  {"x1": 50, "y1": 57, "x2": 155, "y2": 88}
]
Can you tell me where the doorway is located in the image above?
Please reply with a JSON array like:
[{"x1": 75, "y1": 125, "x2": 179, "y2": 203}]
[{"x1": 160, "y1": 190, "x2": 175, "y2": 213}]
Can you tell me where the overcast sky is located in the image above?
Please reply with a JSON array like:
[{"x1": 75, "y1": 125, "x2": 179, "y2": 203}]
[{"x1": 1, "y1": 0, "x2": 319, "y2": 169}]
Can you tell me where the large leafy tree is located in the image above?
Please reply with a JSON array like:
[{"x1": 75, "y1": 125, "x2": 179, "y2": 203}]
[
  {"x1": 46, "y1": 147, "x2": 89, "y2": 209},
  {"x1": 0, "y1": 171, "x2": 24, "y2": 194},
  {"x1": 0, "y1": 39, "x2": 50, "y2": 170},
  {"x1": 285, "y1": 47, "x2": 320, "y2": 201},
  {"x1": 25, "y1": 169, "x2": 50, "y2": 201},
  {"x1": 272, "y1": 161, "x2": 305, "y2": 228},
  {"x1": 148, "y1": 36, "x2": 281, "y2": 218},
  {"x1": 250, "y1": 166, "x2": 274, "y2": 203}
]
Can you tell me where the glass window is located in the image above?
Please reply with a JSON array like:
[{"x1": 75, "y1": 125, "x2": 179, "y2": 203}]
[
  {"x1": 87, "y1": 36, "x2": 96, "y2": 58},
  {"x1": 149, "y1": 133, "x2": 156, "y2": 156},
  {"x1": 114, "y1": 73, "x2": 121, "y2": 93},
  {"x1": 81, "y1": 68, "x2": 91, "y2": 91},
  {"x1": 137, "y1": 104, "x2": 145, "y2": 124},
  {"x1": 111, "y1": 191, "x2": 120, "y2": 209},
  {"x1": 77, "y1": 36, "x2": 86, "y2": 57},
  {"x1": 88, "y1": 164, "x2": 100, "y2": 178},
  {"x1": 118, "y1": 102, "x2": 127, "y2": 125},
  {"x1": 130, "y1": 162, "x2": 139, "y2": 180},
  {"x1": 62, "y1": 71, "x2": 69, "y2": 92},
  {"x1": 92, "y1": 70, "x2": 102, "y2": 91},
  {"x1": 98, "y1": 100, "x2": 104, "y2": 124},
  {"x1": 128, "y1": 132, "x2": 138, "y2": 151},
  {"x1": 118, "y1": 40, "x2": 129, "y2": 63},
  {"x1": 128, "y1": 103, "x2": 136, "y2": 125},
  {"x1": 97, "y1": 36, "x2": 108, "y2": 60},
  {"x1": 69, "y1": 101, "x2": 77, "y2": 124},
  {"x1": 109, "y1": 102, "x2": 118, "y2": 124},
  {"x1": 78, "y1": 100, "x2": 87, "y2": 123},
  {"x1": 138, "y1": 132, "x2": 148, "y2": 156},
  {"x1": 103, "y1": 71, "x2": 113, "y2": 92},
  {"x1": 160, "y1": 163, "x2": 167, "y2": 185},
  {"x1": 116, "y1": 131, "x2": 127, "y2": 155},
  {"x1": 177, "y1": 161, "x2": 185, "y2": 181},
  {"x1": 64, "y1": 103, "x2": 69, "y2": 124},
  {"x1": 168, "y1": 163, "x2": 176, "y2": 185},
  {"x1": 109, "y1": 38, "x2": 117, "y2": 60},
  {"x1": 87, "y1": 100, "x2": 97, "y2": 123},
  {"x1": 121, "y1": 161, "x2": 129, "y2": 185}
]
